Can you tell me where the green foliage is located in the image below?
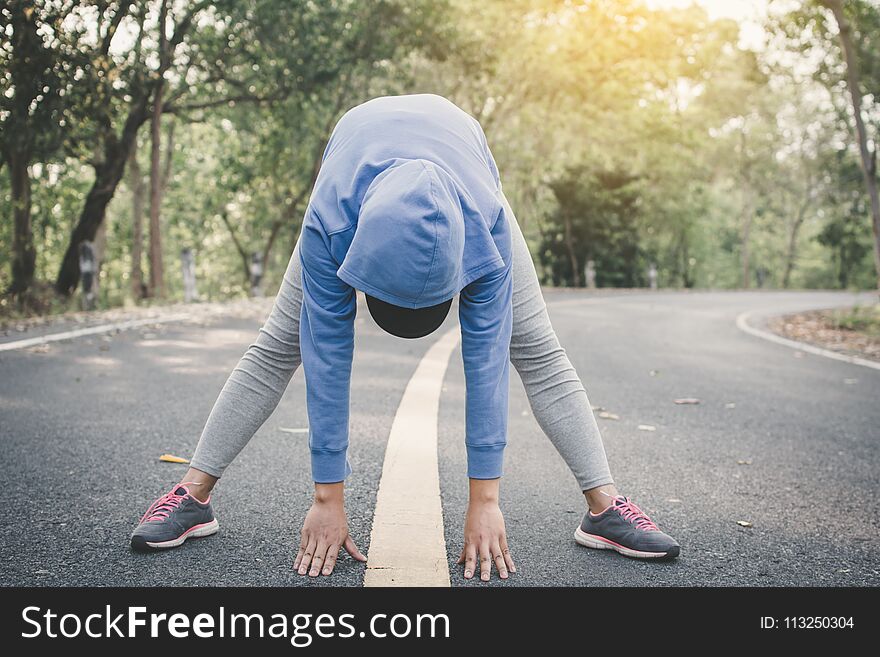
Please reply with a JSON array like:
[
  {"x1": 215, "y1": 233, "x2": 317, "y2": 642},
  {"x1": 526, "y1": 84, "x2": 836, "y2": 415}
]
[
  {"x1": 540, "y1": 165, "x2": 643, "y2": 287},
  {"x1": 829, "y1": 304, "x2": 880, "y2": 336},
  {"x1": 3, "y1": 0, "x2": 880, "y2": 319}
]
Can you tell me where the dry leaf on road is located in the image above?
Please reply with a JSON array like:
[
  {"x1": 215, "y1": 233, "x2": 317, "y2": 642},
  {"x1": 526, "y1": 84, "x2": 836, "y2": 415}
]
[
  {"x1": 598, "y1": 411, "x2": 620, "y2": 420},
  {"x1": 637, "y1": 424, "x2": 656, "y2": 431},
  {"x1": 736, "y1": 520, "x2": 753, "y2": 528},
  {"x1": 674, "y1": 398, "x2": 701, "y2": 405},
  {"x1": 159, "y1": 454, "x2": 190, "y2": 464}
]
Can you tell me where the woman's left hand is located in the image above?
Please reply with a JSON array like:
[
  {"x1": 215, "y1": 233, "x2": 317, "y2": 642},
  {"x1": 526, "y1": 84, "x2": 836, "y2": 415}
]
[{"x1": 457, "y1": 480, "x2": 516, "y2": 581}]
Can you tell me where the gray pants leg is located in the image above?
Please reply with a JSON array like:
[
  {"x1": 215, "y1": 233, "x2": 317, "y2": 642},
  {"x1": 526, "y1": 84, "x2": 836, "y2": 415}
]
[
  {"x1": 190, "y1": 194, "x2": 614, "y2": 491},
  {"x1": 189, "y1": 237, "x2": 305, "y2": 477},
  {"x1": 502, "y1": 191, "x2": 614, "y2": 491}
]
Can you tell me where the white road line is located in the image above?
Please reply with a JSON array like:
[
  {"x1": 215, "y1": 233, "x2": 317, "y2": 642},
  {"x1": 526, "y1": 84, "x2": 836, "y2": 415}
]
[
  {"x1": 736, "y1": 310, "x2": 880, "y2": 371},
  {"x1": 0, "y1": 314, "x2": 191, "y2": 353},
  {"x1": 363, "y1": 326, "x2": 460, "y2": 587}
]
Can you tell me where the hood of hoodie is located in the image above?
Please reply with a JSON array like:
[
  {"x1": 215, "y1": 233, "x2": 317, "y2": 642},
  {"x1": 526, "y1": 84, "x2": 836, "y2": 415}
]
[{"x1": 336, "y1": 159, "x2": 472, "y2": 309}]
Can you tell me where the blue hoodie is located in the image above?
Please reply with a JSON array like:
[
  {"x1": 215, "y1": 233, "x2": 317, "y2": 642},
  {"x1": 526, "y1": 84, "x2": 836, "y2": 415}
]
[{"x1": 299, "y1": 94, "x2": 512, "y2": 483}]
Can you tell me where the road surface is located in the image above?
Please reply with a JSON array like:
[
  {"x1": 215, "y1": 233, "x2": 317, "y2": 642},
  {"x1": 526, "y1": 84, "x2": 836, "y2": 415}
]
[{"x1": 1, "y1": 289, "x2": 877, "y2": 586}]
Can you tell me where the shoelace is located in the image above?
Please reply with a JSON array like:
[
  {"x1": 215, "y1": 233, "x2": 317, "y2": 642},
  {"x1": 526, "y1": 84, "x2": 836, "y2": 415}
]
[
  {"x1": 602, "y1": 492, "x2": 659, "y2": 531},
  {"x1": 140, "y1": 482, "x2": 201, "y2": 523}
]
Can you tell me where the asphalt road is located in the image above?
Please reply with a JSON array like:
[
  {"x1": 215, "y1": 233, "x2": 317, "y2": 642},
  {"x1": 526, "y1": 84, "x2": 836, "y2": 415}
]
[{"x1": 1, "y1": 289, "x2": 878, "y2": 586}]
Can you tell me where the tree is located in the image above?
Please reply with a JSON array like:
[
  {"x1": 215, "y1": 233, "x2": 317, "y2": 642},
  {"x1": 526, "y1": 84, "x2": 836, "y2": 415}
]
[
  {"x1": 0, "y1": 1, "x2": 83, "y2": 298},
  {"x1": 146, "y1": 0, "x2": 169, "y2": 298},
  {"x1": 54, "y1": 0, "x2": 210, "y2": 296},
  {"x1": 818, "y1": 0, "x2": 880, "y2": 289},
  {"x1": 540, "y1": 165, "x2": 642, "y2": 288}
]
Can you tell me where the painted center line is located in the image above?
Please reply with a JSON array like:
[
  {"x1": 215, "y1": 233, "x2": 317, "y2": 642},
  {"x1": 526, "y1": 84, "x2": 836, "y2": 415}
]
[{"x1": 363, "y1": 326, "x2": 461, "y2": 587}]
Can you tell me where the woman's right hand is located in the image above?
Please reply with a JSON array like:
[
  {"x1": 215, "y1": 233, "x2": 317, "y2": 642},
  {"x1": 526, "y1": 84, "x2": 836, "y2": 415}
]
[{"x1": 295, "y1": 482, "x2": 367, "y2": 577}]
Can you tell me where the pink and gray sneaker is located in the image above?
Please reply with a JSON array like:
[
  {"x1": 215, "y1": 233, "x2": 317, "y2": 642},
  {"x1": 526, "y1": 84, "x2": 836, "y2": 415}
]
[
  {"x1": 130, "y1": 483, "x2": 219, "y2": 552},
  {"x1": 575, "y1": 495, "x2": 680, "y2": 560}
]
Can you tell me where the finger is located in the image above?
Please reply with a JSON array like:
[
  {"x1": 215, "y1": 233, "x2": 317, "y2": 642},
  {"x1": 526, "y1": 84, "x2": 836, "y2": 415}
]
[
  {"x1": 501, "y1": 538, "x2": 516, "y2": 574},
  {"x1": 343, "y1": 535, "x2": 367, "y2": 562},
  {"x1": 309, "y1": 541, "x2": 329, "y2": 577},
  {"x1": 322, "y1": 544, "x2": 340, "y2": 576},
  {"x1": 492, "y1": 540, "x2": 508, "y2": 580},
  {"x1": 293, "y1": 541, "x2": 306, "y2": 570},
  {"x1": 463, "y1": 543, "x2": 477, "y2": 579},
  {"x1": 479, "y1": 542, "x2": 492, "y2": 582},
  {"x1": 298, "y1": 536, "x2": 317, "y2": 576}
]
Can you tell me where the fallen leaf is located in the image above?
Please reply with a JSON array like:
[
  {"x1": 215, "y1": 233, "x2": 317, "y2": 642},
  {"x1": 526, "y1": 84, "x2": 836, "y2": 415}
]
[
  {"x1": 649, "y1": 369, "x2": 659, "y2": 377},
  {"x1": 637, "y1": 424, "x2": 656, "y2": 431},
  {"x1": 598, "y1": 411, "x2": 619, "y2": 420},
  {"x1": 674, "y1": 398, "x2": 701, "y2": 405},
  {"x1": 725, "y1": 402, "x2": 736, "y2": 409},
  {"x1": 591, "y1": 404, "x2": 605, "y2": 412},
  {"x1": 159, "y1": 454, "x2": 190, "y2": 464},
  {"x1": 737, "y1": 459, "x2": 753, "y2": 466},
  {"x1": 29, "y1": 343, "x2": 50, "y2": 353},
  {"x1": 279, "y1": 427, "x2": 309, "y2": 434},
  {"x1": 736, "y1": 520, "x2": 753, "y2": 528}
]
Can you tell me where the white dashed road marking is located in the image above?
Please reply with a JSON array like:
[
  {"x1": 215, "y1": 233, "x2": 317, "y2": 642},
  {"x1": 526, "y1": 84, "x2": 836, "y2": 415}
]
[{"x1": 363, "y1": 326, "x2": 460, "y2": 587}]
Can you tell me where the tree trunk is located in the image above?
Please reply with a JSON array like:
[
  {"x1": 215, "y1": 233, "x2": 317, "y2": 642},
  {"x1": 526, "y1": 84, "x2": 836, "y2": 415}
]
[
  {"x1": 823, "y1": 0, "x2": 880, "y2": 289},
  {"x1": 782, "y1": 197, "x2": 810, "y2": 289},
  {"x1": 147, "y1": 79, "x2": 166, "y2": 298},
  {"x1": 4, "y1": 0, "x2": 47, "y2": 298},
  {"x1": 740, "y1": 193, "x2": 753, "y2": 289},
  {"x1": 55, "y1": 101, "x2": 149, "y2": 296},
  {"x1": 681, "y1": 236, "x2": 694, "y2": 288},
  {"x1": 128, "y1": 142, "x2": 146, "y2": 299},
  {"x1": 161, "y1": 119, "x2": 175, "y2": 190},
  {"x1": 92, "y1": 218, "x2": 109, "y2": 301},
  {"x1": 562, "y1": 213, "x2": 581, "y2": 287},
  {"x1": 263, "y1": 187, "x2": 309, "y2": 269},
  {"x1": 6, "y1": 149, "x2": 36, "y2": 295},
  {"x1": 220, "y1": 210, "x2": 253, "y2": 284}
]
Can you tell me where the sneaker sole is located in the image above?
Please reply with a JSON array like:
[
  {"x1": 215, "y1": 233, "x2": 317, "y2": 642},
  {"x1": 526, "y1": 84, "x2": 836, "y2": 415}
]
[
  {"x1": 574, "y1": 526, "x2": 679, "y2": 560},
  {"x1": 131, "y1": 519, "x2": 220, "y2": 552}
]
